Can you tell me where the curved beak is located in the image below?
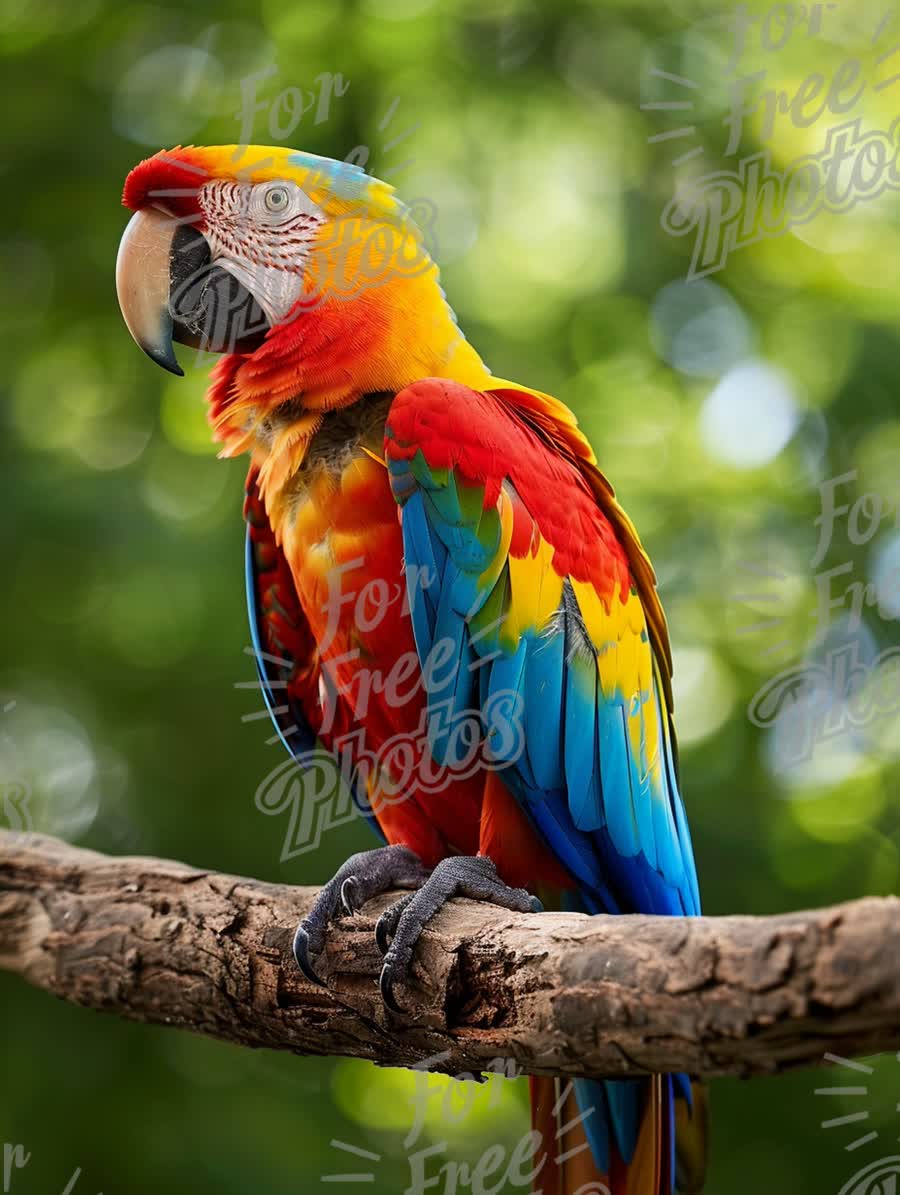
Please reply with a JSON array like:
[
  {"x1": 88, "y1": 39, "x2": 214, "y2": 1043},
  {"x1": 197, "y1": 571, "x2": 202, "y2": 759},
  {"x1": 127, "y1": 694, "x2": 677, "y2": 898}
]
[
  {"x1": 115, "y1": 209, "x2": 271, "y2": 376},
  {"x1": 116, "y1": 209, "x2": 184, "y2": 375}
]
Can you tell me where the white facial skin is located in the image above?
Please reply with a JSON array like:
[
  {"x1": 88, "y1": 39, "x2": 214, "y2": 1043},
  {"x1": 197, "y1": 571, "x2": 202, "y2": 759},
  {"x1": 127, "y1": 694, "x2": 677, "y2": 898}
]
[{"x1": 198, "y1": 178, "x2": 325, "y2": 326}]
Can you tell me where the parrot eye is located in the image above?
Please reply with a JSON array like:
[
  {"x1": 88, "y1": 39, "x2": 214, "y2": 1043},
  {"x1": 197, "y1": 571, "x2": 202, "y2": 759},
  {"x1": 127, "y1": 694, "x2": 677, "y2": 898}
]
[{"x1": 264, "y1": 185, "x2": 291, "y2": 215}]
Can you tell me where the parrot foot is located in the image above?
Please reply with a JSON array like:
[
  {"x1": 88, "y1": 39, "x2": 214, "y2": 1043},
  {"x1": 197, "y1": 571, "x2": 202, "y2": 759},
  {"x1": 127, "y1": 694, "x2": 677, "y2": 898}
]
[
  {"x1": 376, "y1": 855, "x2": 543, "y2": 1014},
  {"x1": 292, "y1": 845, "x2": 431, "y2": 987}
]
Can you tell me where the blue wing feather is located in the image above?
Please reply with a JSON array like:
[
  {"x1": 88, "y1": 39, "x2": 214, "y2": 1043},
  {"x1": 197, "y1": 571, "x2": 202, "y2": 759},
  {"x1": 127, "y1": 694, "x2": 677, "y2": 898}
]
[{"x1": 523, "y1": 631, "x2": 566, "y2": 791}]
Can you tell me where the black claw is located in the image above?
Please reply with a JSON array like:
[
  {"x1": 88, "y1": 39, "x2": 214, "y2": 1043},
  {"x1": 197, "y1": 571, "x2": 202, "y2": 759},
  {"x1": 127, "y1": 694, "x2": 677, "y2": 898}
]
[
  {"x1": 292, "y1": 924, "x2": 326, "y2": 987},
  {"x1": 375, "y1": 911, "x2": 393, "y2": 956},
  {"x1": 379, "y1": 961, "x2": 406, "y2": 1014}
]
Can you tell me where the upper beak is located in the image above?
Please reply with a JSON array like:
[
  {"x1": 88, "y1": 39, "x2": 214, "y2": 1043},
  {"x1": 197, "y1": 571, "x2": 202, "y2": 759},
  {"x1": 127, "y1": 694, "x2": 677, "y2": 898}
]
[
  {"x1": 115, "y1": 209, "x2": 271, "y2": 376},
  {"x1": 116, "y1": 209, "x2": 184, "y2": 376}
]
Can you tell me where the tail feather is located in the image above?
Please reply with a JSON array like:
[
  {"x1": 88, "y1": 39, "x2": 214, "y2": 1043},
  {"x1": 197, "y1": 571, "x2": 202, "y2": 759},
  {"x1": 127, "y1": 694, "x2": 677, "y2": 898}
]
[
  {"x1": 675, "y1": 1081, "x2": 709, "y2": 1194},
  {"x1": 530, "y1": 1076, "x2": 614, "y2": 1195},
  {"x1": 529, "y1": 1074, "x2": 677, "y2": 1194}
]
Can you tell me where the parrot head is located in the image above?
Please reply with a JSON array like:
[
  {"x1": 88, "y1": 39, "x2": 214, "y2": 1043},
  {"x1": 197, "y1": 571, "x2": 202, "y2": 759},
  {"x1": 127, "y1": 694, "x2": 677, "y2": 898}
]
[
  {"x1": 116, "y1": 144, "x2": 438, "y2": 379},
  {"x1": 116, "y1": 144, "x2": 488, "y2": 471}
]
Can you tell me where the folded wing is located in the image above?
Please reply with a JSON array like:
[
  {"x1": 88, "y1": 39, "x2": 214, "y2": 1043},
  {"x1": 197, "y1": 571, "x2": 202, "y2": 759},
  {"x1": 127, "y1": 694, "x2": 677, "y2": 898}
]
[{"x1": 384, "y1": 379, "x2": 700, "y2": 919}]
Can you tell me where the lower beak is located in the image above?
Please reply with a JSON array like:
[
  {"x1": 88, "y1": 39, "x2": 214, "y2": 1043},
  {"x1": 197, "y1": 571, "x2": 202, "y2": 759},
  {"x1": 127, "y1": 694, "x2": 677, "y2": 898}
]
[{"x1": 115, "y1": 209, "x2": 271, "y2": 376}]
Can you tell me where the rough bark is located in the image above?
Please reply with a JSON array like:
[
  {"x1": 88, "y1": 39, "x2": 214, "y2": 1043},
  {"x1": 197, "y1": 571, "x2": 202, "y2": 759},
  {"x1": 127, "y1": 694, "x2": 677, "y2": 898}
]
[{"x1": 1, "y1": 830, "x2": 898, "y2": 1081}]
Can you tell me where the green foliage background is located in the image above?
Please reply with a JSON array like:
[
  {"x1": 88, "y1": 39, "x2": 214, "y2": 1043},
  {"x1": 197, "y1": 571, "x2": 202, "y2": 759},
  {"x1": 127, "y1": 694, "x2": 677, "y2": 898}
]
[{"x1": 2, "y1": 0, "x2": 899, "y2": 1192}]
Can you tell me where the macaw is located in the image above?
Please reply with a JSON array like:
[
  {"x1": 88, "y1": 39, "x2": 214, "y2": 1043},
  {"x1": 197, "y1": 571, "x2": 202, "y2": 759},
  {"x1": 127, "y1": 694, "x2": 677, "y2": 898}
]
[{"x1": 116, "y1": 143, "x2": 708, "y2": 1194}]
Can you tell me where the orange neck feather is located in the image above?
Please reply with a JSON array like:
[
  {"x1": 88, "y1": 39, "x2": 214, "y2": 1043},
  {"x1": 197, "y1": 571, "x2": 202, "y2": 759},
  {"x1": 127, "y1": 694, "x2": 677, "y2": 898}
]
[{"x1": 206, "y1": 234, "x2": 491, "y2": 511}]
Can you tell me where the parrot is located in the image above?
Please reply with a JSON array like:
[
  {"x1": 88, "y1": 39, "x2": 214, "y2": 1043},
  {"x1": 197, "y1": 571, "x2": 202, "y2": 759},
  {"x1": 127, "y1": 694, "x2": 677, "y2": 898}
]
[{"x1": 115, "y1": 143, "x2": 708, "y2": 1195}]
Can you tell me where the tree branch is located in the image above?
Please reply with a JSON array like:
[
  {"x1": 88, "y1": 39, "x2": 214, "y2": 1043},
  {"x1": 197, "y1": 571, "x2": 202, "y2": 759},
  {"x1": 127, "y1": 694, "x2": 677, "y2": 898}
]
[{"x1": 0, "y1": 830, "x2": 897, "y2": 1081}]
